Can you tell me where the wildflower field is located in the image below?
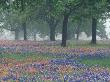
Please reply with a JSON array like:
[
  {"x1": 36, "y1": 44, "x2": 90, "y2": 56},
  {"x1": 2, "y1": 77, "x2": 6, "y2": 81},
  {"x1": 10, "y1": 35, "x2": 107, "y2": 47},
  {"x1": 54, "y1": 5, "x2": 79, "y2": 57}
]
[{"x1": 0, "y1": 40, "x2": 110, "y2": 82}]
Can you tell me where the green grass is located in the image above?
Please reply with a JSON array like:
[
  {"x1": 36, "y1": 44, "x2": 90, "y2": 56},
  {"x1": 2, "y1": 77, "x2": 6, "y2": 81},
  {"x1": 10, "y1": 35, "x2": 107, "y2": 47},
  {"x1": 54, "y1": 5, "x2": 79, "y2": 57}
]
[
  {"x1": 1, "y1": 53, "x2": 110, "y2": 68},
  {"x1": 67, "y1": 40, "x2": 110, "y2": 48},
  {"x1": 0, "y1": 53, "x2": 26, "y2": 60},
  {"x1": 80, "y1": 57, "x2": 110, "y2": 68},
  {"x1": 0, "y1": 53, "x2": 62, "y2": 61}
]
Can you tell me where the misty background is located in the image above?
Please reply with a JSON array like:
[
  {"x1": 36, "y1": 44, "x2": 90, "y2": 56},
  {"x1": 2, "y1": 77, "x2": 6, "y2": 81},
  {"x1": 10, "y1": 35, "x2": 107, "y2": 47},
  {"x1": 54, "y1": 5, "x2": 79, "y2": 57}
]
[{"x1": 0, "y1": 19, "x2": 110, "y2": 41}]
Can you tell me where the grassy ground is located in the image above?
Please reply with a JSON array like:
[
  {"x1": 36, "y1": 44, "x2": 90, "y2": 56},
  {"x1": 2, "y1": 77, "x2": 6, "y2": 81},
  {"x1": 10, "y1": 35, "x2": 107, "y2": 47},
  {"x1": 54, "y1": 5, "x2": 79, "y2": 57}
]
[
  {"x1": 67, "y1": 40, "x2": 110, "y2": 48},
  {"x1": 80, "y1": 57, "x2": 110, "y2": 68},
  {"x1": 0, "y1": 40, "x2": 110, "y2": 68},
  {"x1": 0, "y1": 53, "x2": 110, "y2": 68},
  {"x1": 67, "y1": 40, "x2": 110, "y2": 67},
  {"x1": 0, "y1": 53, "x2": 62, "y2": 61}
]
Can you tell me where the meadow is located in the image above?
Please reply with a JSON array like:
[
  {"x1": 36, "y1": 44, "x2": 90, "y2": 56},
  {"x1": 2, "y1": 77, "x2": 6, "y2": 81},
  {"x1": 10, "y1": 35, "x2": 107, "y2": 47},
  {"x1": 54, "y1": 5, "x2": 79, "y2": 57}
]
[{"x1": 0, "y1": 40, "x2": 110, "y2": 82}]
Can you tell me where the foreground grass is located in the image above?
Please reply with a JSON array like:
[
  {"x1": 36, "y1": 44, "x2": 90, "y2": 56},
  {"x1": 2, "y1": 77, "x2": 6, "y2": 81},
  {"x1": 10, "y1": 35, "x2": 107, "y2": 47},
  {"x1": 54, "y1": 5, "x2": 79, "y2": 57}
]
[
  {"x1": 80, "y1": 57, "x2": 110, "y2": 68},
  {"x1": 67, "y1": 40, "x2": 110, "y2": 48},
  {"x1": 0, "y1": 53, "x2": 110, "y2": 68},
  {"x1": 0, "y1": 53, "x2": 62, "y2": 61}
]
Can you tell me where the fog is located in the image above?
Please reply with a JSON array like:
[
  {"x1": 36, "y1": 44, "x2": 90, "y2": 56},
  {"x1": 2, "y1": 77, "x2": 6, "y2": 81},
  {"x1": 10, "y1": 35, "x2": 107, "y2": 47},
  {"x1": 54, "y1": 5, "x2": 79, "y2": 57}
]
[
  {"x1": 0, "y1": 19, "x2": 110, "y2": 41},
  {"x1": 105, "y1": 19, "x2": 110, "y2": 38}
]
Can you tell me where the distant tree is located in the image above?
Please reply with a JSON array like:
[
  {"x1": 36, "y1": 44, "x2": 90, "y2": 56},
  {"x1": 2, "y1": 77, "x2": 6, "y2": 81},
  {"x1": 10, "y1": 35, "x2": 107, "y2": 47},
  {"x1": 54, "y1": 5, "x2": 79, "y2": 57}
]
[
  {"x1": 85, "y1": 0, "x2": 108, "y2": 44},
  {"x1": 34, "y1": 0, "x2": 61, "y2": 41},
  {"x1": 53, "y1": 0, "x2": 85, "y2": 47}
]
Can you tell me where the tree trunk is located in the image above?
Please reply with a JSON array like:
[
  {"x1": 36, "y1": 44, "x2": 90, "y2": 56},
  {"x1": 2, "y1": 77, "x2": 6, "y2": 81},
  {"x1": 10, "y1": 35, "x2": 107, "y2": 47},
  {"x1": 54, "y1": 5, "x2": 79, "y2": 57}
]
[
  {"x1": 91, "y1": 18, "x2": 97, "y2": 44},
  {"x1": 15, "y1": 30, "x2": 19, "y2": 40},
  {"x1": 50, "y1": 25, "x2": 56, "y2": 41},
  {"x1": 67, "y1": 30, "x2": 72, "y2": 40},
  {"x1": 76, "y1": 18, "x2": 82, "y2": 40},
  {"x1": 76, "y1": 26, "x2": 80, "y2": 40},
  {"x1": 22, "y1": 22, "x2": 27, "y2": 40},
  {"x1": 33, "y1": 33, "x2": 36, "y2": 41},
  {"x1": 48, "y1": 17, "x2": 58, "y2": 41},
  {"x1": 61, "y1": 13, "x2": 69, "y2": 47}
]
